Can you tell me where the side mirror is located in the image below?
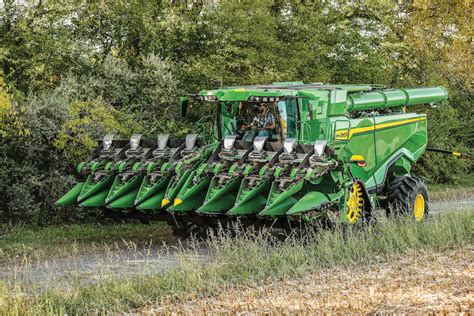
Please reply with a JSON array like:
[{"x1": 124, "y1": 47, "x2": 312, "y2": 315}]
[{"x1": 179, "y1": 96, "x2": 189, "y2": 117}]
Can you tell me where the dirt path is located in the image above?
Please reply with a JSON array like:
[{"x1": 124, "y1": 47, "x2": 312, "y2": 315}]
[
  {"x1": 430, "y1": 197, "x2": 474, "y2": 214},
  {"x1": 1, "y1": 198, "x2": 472, "y2": 291},
  {"x1": 0, "y1": 242, "x2": 208, "y2": 291},
  {"x1": 151, "y1": 247, "x2": 474, "y2": 314}
]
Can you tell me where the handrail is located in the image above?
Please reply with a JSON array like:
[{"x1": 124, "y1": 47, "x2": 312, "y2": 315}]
[
  {"x1": 196, "y1": 115, "x2": 216, "y2": 144},
  {"x1": 331, "y1": 119, "x2": 352, "y2": 143},
  {"x1": 300, "y1": 121, "x2": 313, "y2": 144}
]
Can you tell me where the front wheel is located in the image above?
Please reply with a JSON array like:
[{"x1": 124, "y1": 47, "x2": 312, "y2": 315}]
[
  {"x1": 385, "y1": 176, "x2": 429, "y2": 221},
  {"x1": 345, "y1": 181, "x2": 371, "y2": 224}
]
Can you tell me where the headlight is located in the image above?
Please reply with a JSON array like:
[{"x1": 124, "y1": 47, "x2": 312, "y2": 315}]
[{"x1": 248, "y1": 96, "x2": 280, "y2": 103}]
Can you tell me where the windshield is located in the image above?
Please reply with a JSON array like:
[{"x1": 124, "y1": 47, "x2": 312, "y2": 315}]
[{"x1": 218, "y1": 100, "x2": 298, "y2": 142}]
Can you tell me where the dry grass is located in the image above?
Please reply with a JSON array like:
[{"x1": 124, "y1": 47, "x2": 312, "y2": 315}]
[
  {"x1": 430, "y1": 186, "x2": 474, "y2": 202},
  {"x1": 0, "y1": 210, "x2": 472, "y2": 314},
  {"x1": 154, "y1": 247, "x2": 473, "y2": 314}
]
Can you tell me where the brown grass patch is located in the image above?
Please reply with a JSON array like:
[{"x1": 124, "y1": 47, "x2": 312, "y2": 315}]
[
  {"x1": 153, "y1": 247, "x2": 473, "y2": 314},
  {"x1": 430, "y1": 187, "x2": 474, "y2": 202}
]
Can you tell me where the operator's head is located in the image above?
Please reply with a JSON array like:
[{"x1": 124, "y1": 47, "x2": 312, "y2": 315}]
[{"x1": 258, "y1": 103, "x2": 268, "y2": 114}]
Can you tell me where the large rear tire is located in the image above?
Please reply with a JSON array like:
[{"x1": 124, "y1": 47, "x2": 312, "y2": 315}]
[{"x1": 385, "y1": 176, "x2": 429, "y2": 221}]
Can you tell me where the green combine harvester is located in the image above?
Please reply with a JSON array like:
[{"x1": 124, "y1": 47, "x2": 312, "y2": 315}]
[{"x1": 58, "y1": 82, "x2": 450, "y2": 237}]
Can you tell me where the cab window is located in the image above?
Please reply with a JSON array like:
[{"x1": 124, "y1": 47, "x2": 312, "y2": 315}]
[{"x1": 278, "y1": 99, "x2": 298, "y2": 139}]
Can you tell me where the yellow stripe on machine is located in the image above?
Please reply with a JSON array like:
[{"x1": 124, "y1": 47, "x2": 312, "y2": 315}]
[{"x1": 335, "y1": 117, "x2": 426, "y2": 140}]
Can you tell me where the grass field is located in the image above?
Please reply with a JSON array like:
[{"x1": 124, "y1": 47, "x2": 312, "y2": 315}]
[
  {"x1": 153, "y1": 247, "x2": 472, "y2": 313},
  {"x1": 0, "y1": 222, "x2": 173, "y2": 262},
  {"x1": 428, "y1": 174, "x2": 474, "y2": 201},
  {"x1": 1, "y1": 183, "x2": 470, "y2": 260},
  {"x1": 0, "y1": 210, "x2": 472, "y2": 314}
]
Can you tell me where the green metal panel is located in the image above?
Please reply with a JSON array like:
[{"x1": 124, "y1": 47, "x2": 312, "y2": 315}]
[
  {"x1": 106, "y1": 174, "x2": 144, "y2": 206},
  {"x1": 163, "y1": 169, "x2": 195, "y2": 207},
  {"x1": 169, "y1": 171, "x2": 212, "y2": 213},
  {"x1": 197, "y1": 176, "x2": 243, "y2": 213},
  {"x1": 56, "y1": 182, "x2": 84, "y2": 206},
  {"x1": 77, "y1": 174, "x2": 115, "y2": 204},
  {"x1": 134, "y1": 175, "x2": 172, "y2": 207},
  {"x1": 107, "y1": 188, "x2": 140, "y2": 209},
  {"x1": 286, "y1": 191, "x2": 330, "y2": 215},
  {"x1": 333, "y1": 116, "x2": 377, "y2": 185},
  {"x1": 259, "y1": 179, "x2": 305, "y2": 217},
  {"x1": 228, "y1": 178, "x2": 273, "y2": 215},
  {"x1": 80, "y1": 189, "x2": 109, "y2": 207},
  {"x1": 137, "y1": 191, "x2": 167, "y2": 211}
]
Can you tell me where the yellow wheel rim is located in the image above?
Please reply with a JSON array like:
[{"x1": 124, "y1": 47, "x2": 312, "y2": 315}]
[
  {"x1": 413, "y1": 194, "x2": 425, "y2": 221},
  {"x1": 346, "y1": 182, "x2": 364, "y2": 224}
]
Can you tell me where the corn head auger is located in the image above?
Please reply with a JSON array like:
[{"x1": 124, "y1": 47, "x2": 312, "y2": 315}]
[{"x1": 58, "y1": 82, "x2": 455, "y2": 237}]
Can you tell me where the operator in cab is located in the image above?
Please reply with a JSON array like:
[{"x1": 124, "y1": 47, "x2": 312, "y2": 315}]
[{"x1": 242, "y1": 103, "x2": 276, "y2": 141}]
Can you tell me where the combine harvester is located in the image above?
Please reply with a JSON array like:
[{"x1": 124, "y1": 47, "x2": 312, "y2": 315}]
[{"x1": 58, "y1": 82, "x2": 454, "y2": 237}]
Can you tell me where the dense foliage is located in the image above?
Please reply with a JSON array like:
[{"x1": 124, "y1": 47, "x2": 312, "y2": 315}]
[{"x1": 0, "y1": 0, "x2": 472, "y2": 224}]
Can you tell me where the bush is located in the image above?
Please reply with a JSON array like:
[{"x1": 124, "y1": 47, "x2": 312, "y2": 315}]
[{"x1": 0, "y1": 55, "x2": 181, "y2": 224}]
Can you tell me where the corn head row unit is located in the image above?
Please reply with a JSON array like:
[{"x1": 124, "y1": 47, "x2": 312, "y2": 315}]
[{"x1": 58, "y1": 82, "x2": 448, "y2": 237}]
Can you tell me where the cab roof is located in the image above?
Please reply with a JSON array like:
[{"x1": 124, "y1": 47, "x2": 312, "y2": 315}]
[{"x1": 197, "y1": 82, "x2": 381, "y2": 102}]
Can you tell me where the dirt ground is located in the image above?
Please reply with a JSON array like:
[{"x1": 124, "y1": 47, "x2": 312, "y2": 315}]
[{"x1": 152, "y1": 247, "x2": 473, "y2": 314}]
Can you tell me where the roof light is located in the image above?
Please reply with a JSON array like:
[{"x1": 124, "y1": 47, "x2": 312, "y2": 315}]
[
  {"x1": 205, "y1": 95, "x2": 218, "y2": 102},
  {"x1": 247, "y1": 96, "x2": 261, "y2": 102},
  {"x1": 247, "y1": 96, "x2": 281, "y2": 103}
]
